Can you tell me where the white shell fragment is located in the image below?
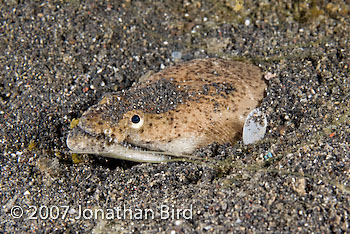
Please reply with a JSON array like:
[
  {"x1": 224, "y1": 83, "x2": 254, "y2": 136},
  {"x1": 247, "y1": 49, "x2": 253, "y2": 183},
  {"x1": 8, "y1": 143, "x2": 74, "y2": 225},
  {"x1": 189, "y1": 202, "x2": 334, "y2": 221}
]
[{"x1": 243, "y1": 108, "x2": 267, "y2": 145}]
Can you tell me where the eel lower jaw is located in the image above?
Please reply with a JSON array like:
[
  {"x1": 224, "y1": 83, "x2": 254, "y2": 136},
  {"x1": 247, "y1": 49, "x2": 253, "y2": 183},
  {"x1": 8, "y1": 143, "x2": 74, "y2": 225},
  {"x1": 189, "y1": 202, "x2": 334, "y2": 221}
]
[{"x1": 66, "y1": 127, "x2": 172, "y2": 163}]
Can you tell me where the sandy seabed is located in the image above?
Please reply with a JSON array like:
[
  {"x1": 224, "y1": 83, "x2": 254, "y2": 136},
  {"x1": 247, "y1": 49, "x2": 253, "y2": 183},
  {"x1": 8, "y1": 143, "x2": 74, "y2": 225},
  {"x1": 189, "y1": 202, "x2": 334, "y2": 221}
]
[{"x1": 1, "y1": 1, "x2": 349, "y2": 233}]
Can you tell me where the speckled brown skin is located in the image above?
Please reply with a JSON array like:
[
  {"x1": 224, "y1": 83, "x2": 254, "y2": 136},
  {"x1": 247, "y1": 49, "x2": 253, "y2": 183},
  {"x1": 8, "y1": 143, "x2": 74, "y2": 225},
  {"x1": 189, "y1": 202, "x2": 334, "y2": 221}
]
[{"x1": 67, "y1": 58, "x2": 266, "y2": 160}]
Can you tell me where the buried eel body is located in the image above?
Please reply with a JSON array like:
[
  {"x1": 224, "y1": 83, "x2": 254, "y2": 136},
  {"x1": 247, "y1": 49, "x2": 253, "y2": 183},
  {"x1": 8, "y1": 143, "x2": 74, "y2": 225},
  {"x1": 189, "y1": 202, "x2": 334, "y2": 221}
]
[{"x1": 66, "y1": 58, "x2": 266, "y2": 162}]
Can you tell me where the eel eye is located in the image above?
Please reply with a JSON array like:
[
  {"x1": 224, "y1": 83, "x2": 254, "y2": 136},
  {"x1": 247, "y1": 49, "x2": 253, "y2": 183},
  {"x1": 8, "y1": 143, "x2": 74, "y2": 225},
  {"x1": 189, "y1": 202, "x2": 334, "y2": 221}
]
[{"x1": 130, "y1": 114, "x2": 144, "y2": 129}]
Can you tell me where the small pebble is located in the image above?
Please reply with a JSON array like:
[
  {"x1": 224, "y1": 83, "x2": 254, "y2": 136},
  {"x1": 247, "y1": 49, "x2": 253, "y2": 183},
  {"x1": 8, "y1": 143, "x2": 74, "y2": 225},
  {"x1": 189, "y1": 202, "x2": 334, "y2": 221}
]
[{"x1": 171, "y1": 51, "x2": 182, "y2": 60}]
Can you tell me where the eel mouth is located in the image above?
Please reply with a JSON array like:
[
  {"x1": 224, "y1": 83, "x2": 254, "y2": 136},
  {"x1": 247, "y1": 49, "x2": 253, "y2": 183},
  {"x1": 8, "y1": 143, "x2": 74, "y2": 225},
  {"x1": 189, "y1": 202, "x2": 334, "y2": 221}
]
[{"x1": 66, "y1": 127, "x2": 172, "y2": 163}]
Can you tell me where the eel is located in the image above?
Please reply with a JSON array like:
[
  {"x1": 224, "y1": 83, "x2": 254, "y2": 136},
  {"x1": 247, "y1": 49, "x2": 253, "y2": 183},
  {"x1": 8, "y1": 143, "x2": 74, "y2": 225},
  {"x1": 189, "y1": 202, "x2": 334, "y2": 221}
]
[{"x1": 66, "y1": 58, "x2": 266, "y2": 162}]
